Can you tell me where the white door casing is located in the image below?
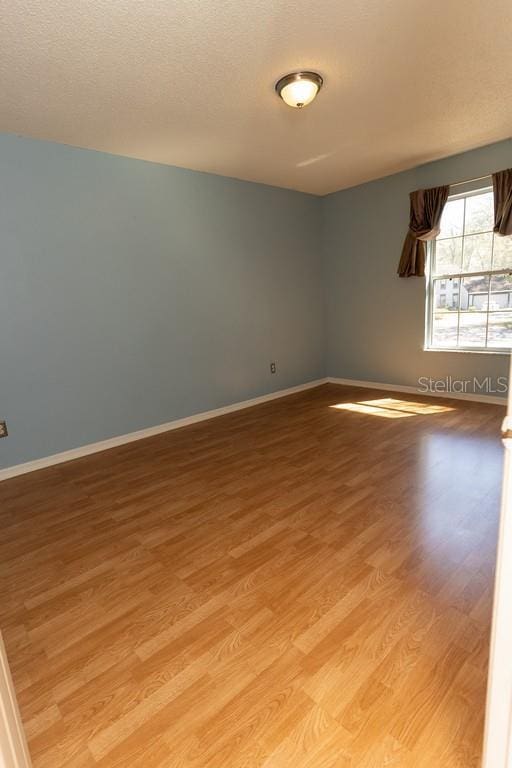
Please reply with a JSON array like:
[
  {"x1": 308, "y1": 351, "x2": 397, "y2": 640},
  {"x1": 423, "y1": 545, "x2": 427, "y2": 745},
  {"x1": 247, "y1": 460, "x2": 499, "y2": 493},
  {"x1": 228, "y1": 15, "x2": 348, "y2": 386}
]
[
  {"x1": 482, "y1": 355, "x2": 512, "y2": 768},
  {"x1": 0, "y1": 633, "x2": 31, "y2": 768}
]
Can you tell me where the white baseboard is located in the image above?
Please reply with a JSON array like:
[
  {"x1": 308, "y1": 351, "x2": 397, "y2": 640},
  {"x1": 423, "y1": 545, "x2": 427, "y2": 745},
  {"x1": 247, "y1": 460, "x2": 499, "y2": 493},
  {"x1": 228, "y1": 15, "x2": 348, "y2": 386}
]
[
  {"x1": 0, "y1": 379, "x2": 328, "y2": 482},
  {"x1": 327, "y1": 377, "x2": 507, "y2": 405},
  {"x1": 1, "y1": 374, "x2": 504, "y2": 482}
]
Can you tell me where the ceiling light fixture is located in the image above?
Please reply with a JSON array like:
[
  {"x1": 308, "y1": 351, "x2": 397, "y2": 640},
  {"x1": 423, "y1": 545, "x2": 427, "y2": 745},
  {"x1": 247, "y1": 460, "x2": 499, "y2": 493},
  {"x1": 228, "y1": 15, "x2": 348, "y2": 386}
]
[{"x1": 275, "y1": 71, "x2": 323, "y2": 109}]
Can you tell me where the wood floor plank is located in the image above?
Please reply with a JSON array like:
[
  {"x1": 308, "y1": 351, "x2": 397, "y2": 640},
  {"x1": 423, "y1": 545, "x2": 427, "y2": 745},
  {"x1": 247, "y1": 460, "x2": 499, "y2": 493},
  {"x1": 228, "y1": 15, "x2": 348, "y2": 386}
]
[{"x1": 0, "y1": 383, "x2": 503, "y2": 766}]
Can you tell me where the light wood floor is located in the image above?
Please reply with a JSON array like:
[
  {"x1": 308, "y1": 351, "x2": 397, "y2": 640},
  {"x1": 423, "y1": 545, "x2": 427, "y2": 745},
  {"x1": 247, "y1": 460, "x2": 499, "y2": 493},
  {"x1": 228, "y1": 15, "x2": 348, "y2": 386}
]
[{"x1": 0, "y1": 384, "x2": 504, "y2": 767}]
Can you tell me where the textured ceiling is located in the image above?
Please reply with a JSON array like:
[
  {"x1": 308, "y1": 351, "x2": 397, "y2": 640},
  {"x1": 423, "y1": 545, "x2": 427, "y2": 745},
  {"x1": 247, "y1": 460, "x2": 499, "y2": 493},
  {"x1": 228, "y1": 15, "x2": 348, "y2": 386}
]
[{"x1": 1, "y1": 0, "x2": 512, "y2": 195}]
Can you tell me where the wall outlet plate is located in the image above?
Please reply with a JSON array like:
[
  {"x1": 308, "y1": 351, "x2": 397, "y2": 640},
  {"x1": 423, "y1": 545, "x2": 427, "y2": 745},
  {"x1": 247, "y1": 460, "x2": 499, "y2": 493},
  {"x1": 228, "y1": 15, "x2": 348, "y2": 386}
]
[{"x1": 0, "y1": 421, "x2": 8, "y2": 438}]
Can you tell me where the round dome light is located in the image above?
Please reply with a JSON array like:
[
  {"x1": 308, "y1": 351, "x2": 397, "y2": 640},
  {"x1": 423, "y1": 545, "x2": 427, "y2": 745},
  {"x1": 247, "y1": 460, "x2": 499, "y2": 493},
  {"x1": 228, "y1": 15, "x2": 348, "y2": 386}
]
[{"x1": 275, "y1": 71, "x2": 323, "y2": 109}]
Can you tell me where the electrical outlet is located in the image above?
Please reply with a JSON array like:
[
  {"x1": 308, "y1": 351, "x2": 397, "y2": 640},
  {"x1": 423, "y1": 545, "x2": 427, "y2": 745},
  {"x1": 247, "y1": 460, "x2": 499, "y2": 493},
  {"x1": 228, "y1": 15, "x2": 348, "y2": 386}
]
[
  {"x1": 0, "y1": 421, "x2": 7, "y2": 438},
  {"x1": 270, "y1": 362, "x2": 277, "y2": 374}
]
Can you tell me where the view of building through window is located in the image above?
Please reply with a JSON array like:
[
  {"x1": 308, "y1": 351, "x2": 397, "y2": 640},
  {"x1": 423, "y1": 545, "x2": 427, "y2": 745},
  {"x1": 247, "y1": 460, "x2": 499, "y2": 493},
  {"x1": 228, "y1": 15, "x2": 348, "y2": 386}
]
[{"x1": 427, "y1": 187, "x2": 512, "y2": 350}]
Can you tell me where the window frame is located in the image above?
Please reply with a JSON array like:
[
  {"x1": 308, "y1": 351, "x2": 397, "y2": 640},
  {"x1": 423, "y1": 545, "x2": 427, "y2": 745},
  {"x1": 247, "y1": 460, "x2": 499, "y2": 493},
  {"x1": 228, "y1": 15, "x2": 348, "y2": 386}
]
[{"x1": 424, "y1": 184, "x2": 512, "y2": 355}]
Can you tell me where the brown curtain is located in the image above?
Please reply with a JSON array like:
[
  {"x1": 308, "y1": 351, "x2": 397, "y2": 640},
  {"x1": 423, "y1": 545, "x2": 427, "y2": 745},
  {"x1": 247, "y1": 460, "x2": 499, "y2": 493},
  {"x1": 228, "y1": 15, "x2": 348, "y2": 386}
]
[
  {"x1": 493, "y1": 169, "x2": 512, "y2": 236},
  {"x1": 397, "y1": 185, "x2": 449, "y2": 277}
]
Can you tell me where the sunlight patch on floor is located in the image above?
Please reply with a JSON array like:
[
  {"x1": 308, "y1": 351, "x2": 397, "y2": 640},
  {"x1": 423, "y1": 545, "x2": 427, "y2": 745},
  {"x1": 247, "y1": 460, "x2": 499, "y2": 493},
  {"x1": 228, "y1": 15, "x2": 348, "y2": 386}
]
[{"x1": 330, "y1": 398, "x2": 455, "y2": 419}]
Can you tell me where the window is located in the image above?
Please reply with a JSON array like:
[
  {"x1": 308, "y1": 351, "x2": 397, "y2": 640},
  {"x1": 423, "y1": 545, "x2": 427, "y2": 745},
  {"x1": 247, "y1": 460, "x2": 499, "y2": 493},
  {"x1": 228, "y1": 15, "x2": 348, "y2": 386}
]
[{"x1": 426, "y1": 186, "x2": 512, "y2": 351}]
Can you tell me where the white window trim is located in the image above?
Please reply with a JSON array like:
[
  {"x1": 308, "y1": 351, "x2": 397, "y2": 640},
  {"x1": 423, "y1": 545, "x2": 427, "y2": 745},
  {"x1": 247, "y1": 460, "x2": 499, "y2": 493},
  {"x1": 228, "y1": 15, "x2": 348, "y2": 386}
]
[{"x1": 424, "y1": 184, "x2": 512, "y2": 356}]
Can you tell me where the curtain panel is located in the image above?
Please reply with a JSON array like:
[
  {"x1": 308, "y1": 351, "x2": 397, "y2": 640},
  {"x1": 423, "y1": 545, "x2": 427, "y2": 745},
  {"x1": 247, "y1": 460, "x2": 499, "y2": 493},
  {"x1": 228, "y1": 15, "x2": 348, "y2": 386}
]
[
  {"x1": 397, "y1": 186, "x2": 449, "y2": 278},
  {"x1": 493, "y1": 169, "x2": 512, "y2": 236}
]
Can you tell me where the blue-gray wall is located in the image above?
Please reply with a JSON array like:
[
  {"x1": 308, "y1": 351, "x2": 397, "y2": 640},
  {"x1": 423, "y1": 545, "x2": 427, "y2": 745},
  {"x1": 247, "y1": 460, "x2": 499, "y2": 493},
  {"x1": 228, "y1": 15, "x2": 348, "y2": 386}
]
[
  {"x1": 0, "y1": 134, "x2": 324, "y2": 468},
  {"x1": 2, "y1": 134, "x2": 511, "y2": 470},
  {"x1": 323, "y1": 139, "x2": 512, "y2": 393}
]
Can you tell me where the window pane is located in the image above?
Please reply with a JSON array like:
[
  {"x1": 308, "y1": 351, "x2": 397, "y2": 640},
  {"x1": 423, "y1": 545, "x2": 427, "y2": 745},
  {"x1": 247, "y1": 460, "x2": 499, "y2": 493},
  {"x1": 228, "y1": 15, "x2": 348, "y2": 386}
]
[
  {"x1": 462, "y1": 233, "x2": 493, "y2": 273},
  {"x1": 438, "y1": 198, "x2": 464, "y2": 239},
  {"x1": 433, "y1": 277, "x2": 459, "y2": 310},
  {"x1": 490, "y1": 274, "x2": 512, "y2": 310},
  {"x1": 492, "y1": 234, "x2": 512, "y2": 270},
  {"x1": 434, "y1": 237, "x2": 462, "y2": 275},
  {"x1": 460, "y1": 275, "x2": 490, "y2": 310},
  {"x1": 464, "y1": 192, "x2": 493, "y2": 235},
  {"x1": 458, "y1": 312, "x2": 487, "y2": 347},
  {"x1": 432, "y1": 311, "x2": 458, "y2": 347},
  {"x1": 432, "y1": 278, "x2": 459, "y2": 346},
  {"x1": 487, "y1": 311, "x2": 512, "y2": 348}
]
